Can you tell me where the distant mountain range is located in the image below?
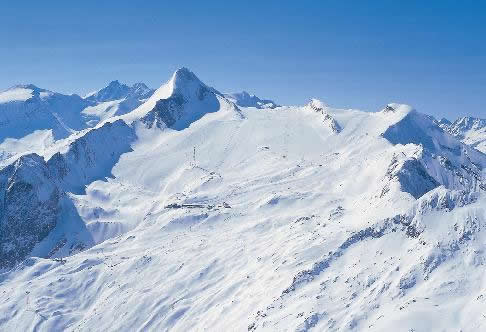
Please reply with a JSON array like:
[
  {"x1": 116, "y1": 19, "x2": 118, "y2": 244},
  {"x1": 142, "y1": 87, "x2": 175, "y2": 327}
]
[
  {"x1": 223, "y1": 91, "x2": 278, "y2": 109},
  {"x1": 439, "y1": 116, "x2": 486, "y2": 153}
]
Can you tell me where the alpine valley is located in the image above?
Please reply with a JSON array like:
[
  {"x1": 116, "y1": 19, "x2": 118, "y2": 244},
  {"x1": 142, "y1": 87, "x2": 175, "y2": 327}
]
[{"x1": 0, "y1": 68, "x2": 485, "y2": 331}]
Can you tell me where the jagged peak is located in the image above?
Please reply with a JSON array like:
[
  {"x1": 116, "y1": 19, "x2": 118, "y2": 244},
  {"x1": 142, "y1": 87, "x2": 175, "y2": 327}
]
[
  {"x1": 167, "y1": 67, "x2": 219, "y2": 99},
  {"x1": 308, "y1": 98, "x2": 328, "y2": 111},
  {"x1": 84, "y1": 80, "x2": 130, "y2": 101},
  {"x1": 452, "y1": 116, "x2": 486, "y2": 129},
  {"x1": 437, "y1": 117, "x2": 452, "y2": 126},
  {"x1": 121, "y1": 67, "x2": 224, "y2": 128},
  {"x1": 132, "y1": 82, "x2": 149, "y2": 90},
  {"x1": 382, "y1": 107, "x2": 486, "y2": 194},
  {"x1": 141, "y1": 68, "x2": 212, "y2": 105},
  {"x1": 304, "y1": 99, "x2": 342, "y2": 133},
  {"x1": 84, "y1": 80, "x2": 154, "y2": 103},
  {"x1": 14, "y1": 152, "x2": 46, "y2": 167},
  {"x1": 171, "y1": 67, "x2": 201, "y2": 84}
]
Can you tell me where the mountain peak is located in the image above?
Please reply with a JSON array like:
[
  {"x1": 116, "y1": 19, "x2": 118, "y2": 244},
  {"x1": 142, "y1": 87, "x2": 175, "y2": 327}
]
[
  {"x1": 162, "y1": 67, "x2": 218, "y2": 101},
  {"x1": 436, "y1": 115, "x2": 486, "y2": 153},
  {"x1": 126, "y1": 82, "x2": 153, "y2": 100},
  {"x1": 0, "y1": 84, "x2": 49, "y2": 103},
  {"x1": 172, "y1": 67, "x2": 200, "y2": 82},
  {"x1": 11, "y1": 83, "x2": 42, "y2": 91},
  {"x1": 437, "y1": 117, "x2": 452, "y2": 126},
  {"x1": 453, "y1": 116, "x2": 486, "y2": 129},
  {"x1": 308, "y1": 98, "x2": 328, "y2": 111},
  {"x1": 132, "y1": 82, "x2": 149, "y2": 90},
  {"x1": 84, "y1": 80, "x2": 130, "y2": 102},
  {"x1": 168, "y1": 67, "x2": 212, "y2": 97},
  {"x1": 108, "y1": 80, "x2": 122, "y2": 86},
  {"x1": 224, "y1": 91, "x2": 278, "y2": 109},
  {"x1": 123, "y1": 67, "x2": 230, "y2": 129},
  {"x1": 84, "y1": 80, "x2": 154, "y2": 103}
]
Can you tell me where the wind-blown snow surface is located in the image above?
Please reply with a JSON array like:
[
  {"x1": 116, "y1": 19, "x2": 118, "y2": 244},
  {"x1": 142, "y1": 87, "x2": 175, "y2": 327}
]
[{"x1": 0, "y1": 69, "x2": 485, "y2": 331}]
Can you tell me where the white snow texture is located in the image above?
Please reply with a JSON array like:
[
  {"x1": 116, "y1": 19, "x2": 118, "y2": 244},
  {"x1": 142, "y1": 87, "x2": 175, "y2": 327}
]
[{"x1": 0, "y1": 68, "x2": 485, "y2": 332}]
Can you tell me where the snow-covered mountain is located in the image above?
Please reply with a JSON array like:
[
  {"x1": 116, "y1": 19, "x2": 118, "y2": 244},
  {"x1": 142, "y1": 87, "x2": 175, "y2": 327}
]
[
  {"x1": 224, "y1": 90, "x2": 278, "y2": 109},
  {"x1": 82, "y1": 81, "x2": 154, "y2": 124},
  {"x1": 439, "y1": 116, "x2": 486, "y2": 153},
  {"x1": 0, "y1": 81, "x2": 153, "y2": 165},
  {"x1": 0, "y1": 68, "x2": 485, "y2": 331},
  {"x1": 84, "y1": 80, "x2": 152, "y2": 103},
  {"x1": 0, "y1": 84, "x2": 90, "y2": 142}
]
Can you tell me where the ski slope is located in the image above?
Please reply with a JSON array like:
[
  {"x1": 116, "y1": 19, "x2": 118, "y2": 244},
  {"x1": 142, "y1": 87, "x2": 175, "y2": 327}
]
[{"x1": 0, "y1": 68, "x2": 485, "y2": 331}]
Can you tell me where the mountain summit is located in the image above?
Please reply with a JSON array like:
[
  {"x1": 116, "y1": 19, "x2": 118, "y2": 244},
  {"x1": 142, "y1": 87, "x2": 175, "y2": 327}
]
[
  {"x1": 223, "y1": 91, "x2": 278, "y2": 109},
  {"x1": 81, "y1": 81, "x2": 155, "y2": 124},
  {"x1": 85, "y1": 80, "x2": 153, "y2": 103},
  {"x1": 124, "y1": 67, "x2": 241, "y2": 129}
]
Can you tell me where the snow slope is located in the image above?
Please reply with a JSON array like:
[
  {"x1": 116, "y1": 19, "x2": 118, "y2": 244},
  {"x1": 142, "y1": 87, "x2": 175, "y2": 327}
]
[
  {"x1": 0, "y1": 85, "x2": 89, "y2": 143},
  {"x1": 0, "y1": 69, "x2": 485, "y2": 331},
  {"x1": 82, "y1": 81, "x2": 154, "y2": 124},
  {"x1": 0, "y1": 119, "x2": 135, "y2": 269},
  {"x1": 0, "y1": 81, "x2": 153, "y2": 165},
  {"x1": 224, "y1": 91, "x2": 278, "y2": 109},
  {"x1": 439, "y1": 116, "x2": 486, "y2": 153}
]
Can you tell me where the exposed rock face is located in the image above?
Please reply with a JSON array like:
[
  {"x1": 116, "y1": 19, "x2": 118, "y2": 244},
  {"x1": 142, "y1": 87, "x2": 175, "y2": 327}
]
[
  {"x1": 382, "y1": 110, "x2": 485, "y2": 195},
  {"x1": 48, "y1": 119, "x2": 135, "y2": 194},
  {"x1": 439, "y1": 116, "x2": 486, "y2": 153},
  {"x1": 383, "y1": 105, "x2": 397, "y2": 113},
  {"x1": 446, "y1": 117, "x2": 486, "y2": 139},
  {"x1": 140, "y1": 68, "x2": 222, "y2": 130},
  {"x1": 141, "y1": 93, "x2": 186, "y2": 128},
  {"x1": 250, "y1": 186, "x2": 482, "y2": 331},
  {"x1": 383, "y1": 155, "x2": 440, "y2": 199},
  {"x1": 323, "y1": 113, "x2": 342, "y2": 134},
  {"x1": 0, "y1": 154, "x2": 60, "y2": 268},
  {"x1": 0, "y1": 119, "x2": 135, "y2": 268},
  {"x1": 308, "y1": 99, "x2": 342, "y2": 133}
]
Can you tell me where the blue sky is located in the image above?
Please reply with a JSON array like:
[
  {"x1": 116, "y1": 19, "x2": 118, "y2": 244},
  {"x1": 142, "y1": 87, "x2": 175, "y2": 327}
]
[{"x1": 1, "y1": 1, "x2": 485, "y2": 119}]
